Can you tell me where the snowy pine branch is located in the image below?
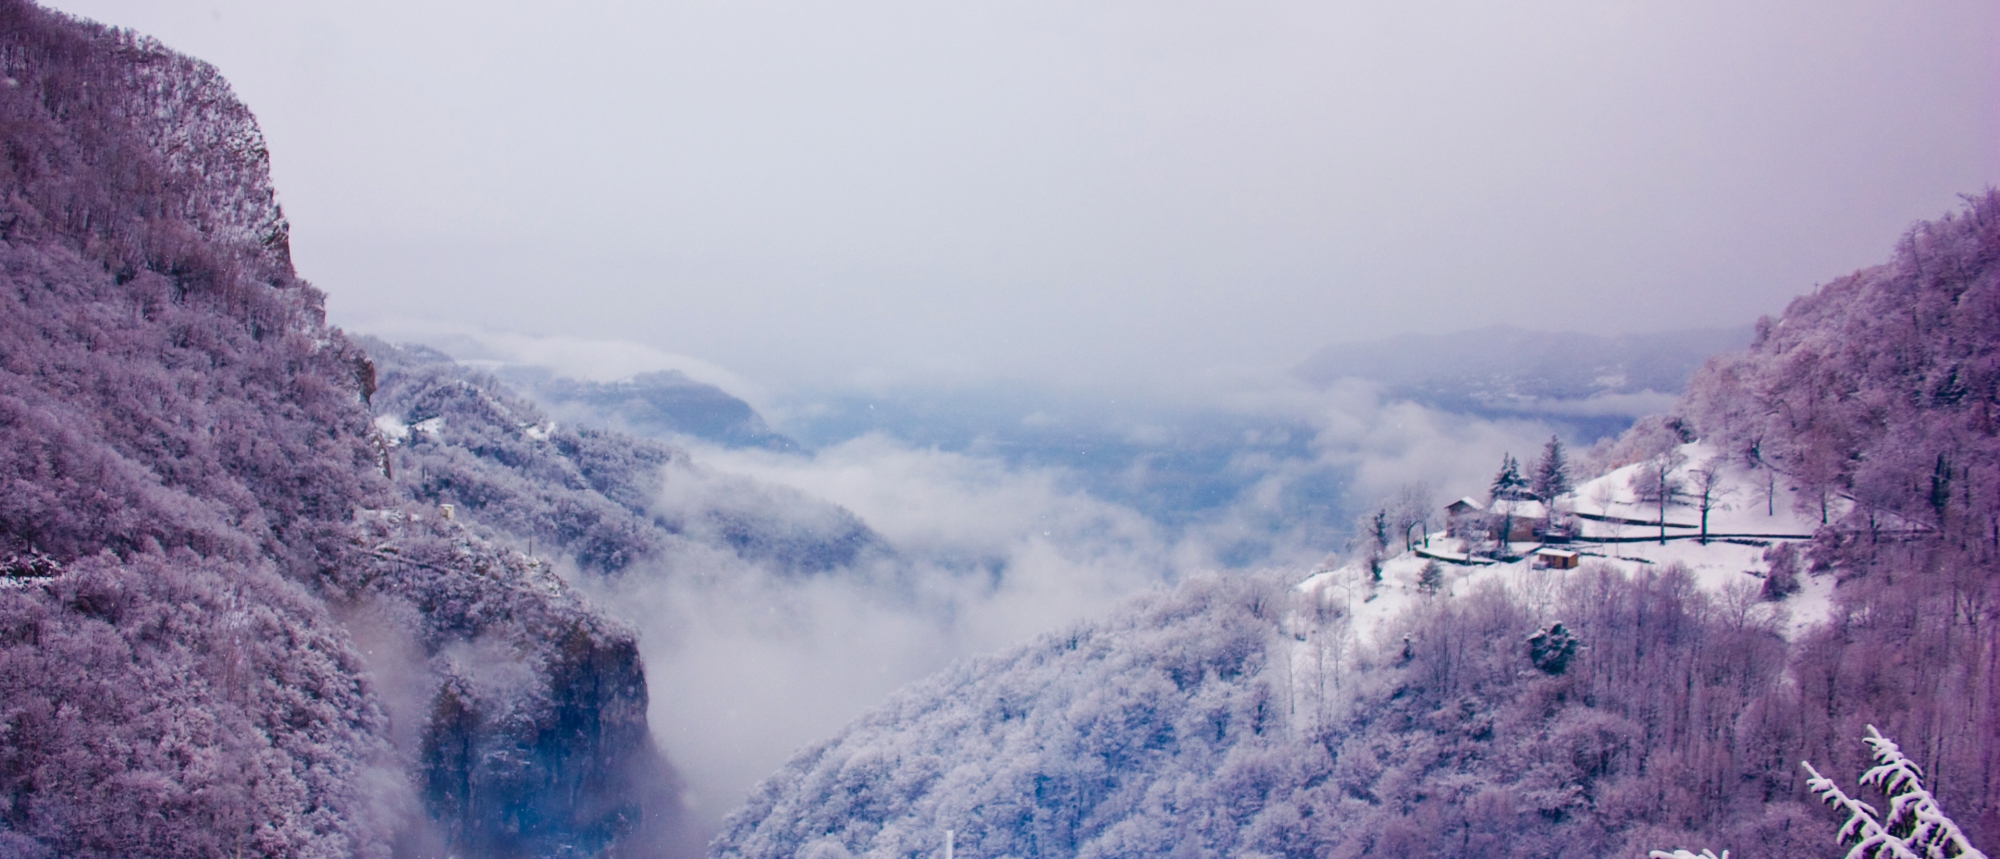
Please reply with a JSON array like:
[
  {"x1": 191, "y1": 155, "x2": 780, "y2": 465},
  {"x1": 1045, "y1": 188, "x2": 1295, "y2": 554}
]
[
  {"x1": 1802, "y1": 725, "x2": 1988, "y2": 859},
  {"x1": 1804, "y1": 760, "x2": 1920, "y2": 859},
  {"x1": 1856, "y1": 726, "x2": 1987, "y2": 859}
]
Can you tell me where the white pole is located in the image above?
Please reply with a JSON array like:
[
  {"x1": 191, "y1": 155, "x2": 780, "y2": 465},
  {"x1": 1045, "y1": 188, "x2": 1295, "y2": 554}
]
[{"x1": 945, "y1": 829, "x2": 954, "y2": 859}]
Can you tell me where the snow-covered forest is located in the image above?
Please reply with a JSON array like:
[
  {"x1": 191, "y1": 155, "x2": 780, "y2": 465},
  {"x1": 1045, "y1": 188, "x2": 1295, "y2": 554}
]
[
  {"x1": 0, "y1": 1, "x2": 1995, "y2": 858},
  {"x1": 0, "y1": 6, "x2": 683, "y2": 856}
]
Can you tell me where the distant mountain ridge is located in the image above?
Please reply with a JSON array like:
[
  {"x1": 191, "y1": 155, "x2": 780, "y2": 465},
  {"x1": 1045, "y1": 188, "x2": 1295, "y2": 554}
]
[
  {"x1": 1296, "y1": 324, "x2": 1754, "y2": 438},
  {"x1": 497, "y1": 365, "x2": 799, "y2": 452}
]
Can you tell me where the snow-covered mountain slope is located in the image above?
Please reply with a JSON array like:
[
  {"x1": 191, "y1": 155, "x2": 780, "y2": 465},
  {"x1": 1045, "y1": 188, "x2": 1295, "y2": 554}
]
[
  {"x1": 705, "y1": 443, "x2": 1855, "y2": 859},
  {"x1": 1564, "y1": 442, "x2": 1828, "y2": 539},
  {"x1": 708, "y1": 435, "x2": 1854, "y2": 859},
  {"x1": 0, "y1": 8, "x2": 685, "y2": 857}
]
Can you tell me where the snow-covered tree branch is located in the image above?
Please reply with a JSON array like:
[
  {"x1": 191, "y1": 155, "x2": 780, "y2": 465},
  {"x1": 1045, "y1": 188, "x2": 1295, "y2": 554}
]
[{"x1": 1802, "y1": 725, "x2": 1988, "y2": 859}]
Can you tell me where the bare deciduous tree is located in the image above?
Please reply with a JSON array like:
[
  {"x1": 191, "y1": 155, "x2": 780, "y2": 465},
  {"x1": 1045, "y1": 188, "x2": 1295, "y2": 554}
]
[{"x1": 1689, "y1": 461, "x2": 1730, "y2": 544}]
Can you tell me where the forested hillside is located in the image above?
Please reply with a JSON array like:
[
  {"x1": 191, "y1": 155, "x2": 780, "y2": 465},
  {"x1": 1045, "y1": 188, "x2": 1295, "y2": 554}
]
[
  {"x1": 1681, "y1": 189, "x2": 2000, "y2": 844},
  {"x1": 712, "y1": 194, "x2": 2000, "y2": 859},
  {"x1": 0, "y1": 4, "x2": 683, "y2": 856}
]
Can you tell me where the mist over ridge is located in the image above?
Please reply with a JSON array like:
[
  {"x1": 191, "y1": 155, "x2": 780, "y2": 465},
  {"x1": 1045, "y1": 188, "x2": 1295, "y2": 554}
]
[{"x1": 386, "y1": 319, "x2": 1747, "y2": 564}]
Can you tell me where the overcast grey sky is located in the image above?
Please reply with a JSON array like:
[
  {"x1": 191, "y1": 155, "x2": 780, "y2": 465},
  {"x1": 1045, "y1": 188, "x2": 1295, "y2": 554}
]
[{"x1": 44, "y1": 0, "x2": 2000, "y2": 393}]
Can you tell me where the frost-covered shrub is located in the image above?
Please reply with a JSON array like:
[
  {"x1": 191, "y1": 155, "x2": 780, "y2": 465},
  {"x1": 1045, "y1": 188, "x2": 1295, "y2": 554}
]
[
  {"x1": 1760, "y1": 542, "x2": 1802, "y2": 601},
  {"x1": 1527, "y1": 621, "x2": 1577, "y2": 674}
]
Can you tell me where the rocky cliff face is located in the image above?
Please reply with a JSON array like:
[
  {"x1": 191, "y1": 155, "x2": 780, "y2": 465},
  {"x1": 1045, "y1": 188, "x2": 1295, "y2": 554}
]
[
  {"x1": 346, "y1": 511, "x2": 683, "y2": 859},
  {"x1": 0, "y1": 4, "x2": 684, "y2": 856}
]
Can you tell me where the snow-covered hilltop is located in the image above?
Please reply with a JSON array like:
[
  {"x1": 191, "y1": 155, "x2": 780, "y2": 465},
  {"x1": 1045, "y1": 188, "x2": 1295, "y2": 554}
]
[{"x1": 1304, "y1": 438, "x2": 1839, "y2": 663}]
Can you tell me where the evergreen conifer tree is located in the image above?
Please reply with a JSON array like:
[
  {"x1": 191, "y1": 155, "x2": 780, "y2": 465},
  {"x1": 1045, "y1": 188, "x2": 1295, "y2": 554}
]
[
  {"x1": 1490, "y1": 453, "x2": 1529, "y2": 501},
  {"x1": 1417, "y1": 560, "x2": 1443, "y2": 593},
  {"x1": 1531, "y1": 435, "x2": 1570, "y2": 500}
]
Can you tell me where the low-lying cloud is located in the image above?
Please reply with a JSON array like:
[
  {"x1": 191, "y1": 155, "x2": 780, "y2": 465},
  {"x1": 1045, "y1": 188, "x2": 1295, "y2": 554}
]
[
  {"x1": 580, "y1": 442, "x2": 1188, "y2": 833},
  {"x1": 1294, "y1": 378, "x2": 1572, "y2": 503}
]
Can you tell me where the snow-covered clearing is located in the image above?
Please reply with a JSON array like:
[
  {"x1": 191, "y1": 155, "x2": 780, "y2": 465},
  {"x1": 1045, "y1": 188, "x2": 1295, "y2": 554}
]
[{"x1": 1284, "y1": 440, "x2": 1841, "y2": 730}]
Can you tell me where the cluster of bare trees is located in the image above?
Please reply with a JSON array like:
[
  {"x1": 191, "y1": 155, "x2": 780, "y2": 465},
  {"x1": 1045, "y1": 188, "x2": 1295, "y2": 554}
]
[
  {"x1": 1352, "y1": 482, "x2": 1438, "y2": 577},
  {"x1": 1686, "y1": 191, "x2": 2000, "y2": 546}
]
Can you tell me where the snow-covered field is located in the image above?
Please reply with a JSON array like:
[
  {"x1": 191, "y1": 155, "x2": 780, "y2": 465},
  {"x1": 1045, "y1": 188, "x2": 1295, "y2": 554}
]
[
  {"x1": 1286, "y1": 441, "x2": 1839, "y2": 725},
  {"x1": 1568, "y1": 442, "x2": 1833, "y2": 541}
]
